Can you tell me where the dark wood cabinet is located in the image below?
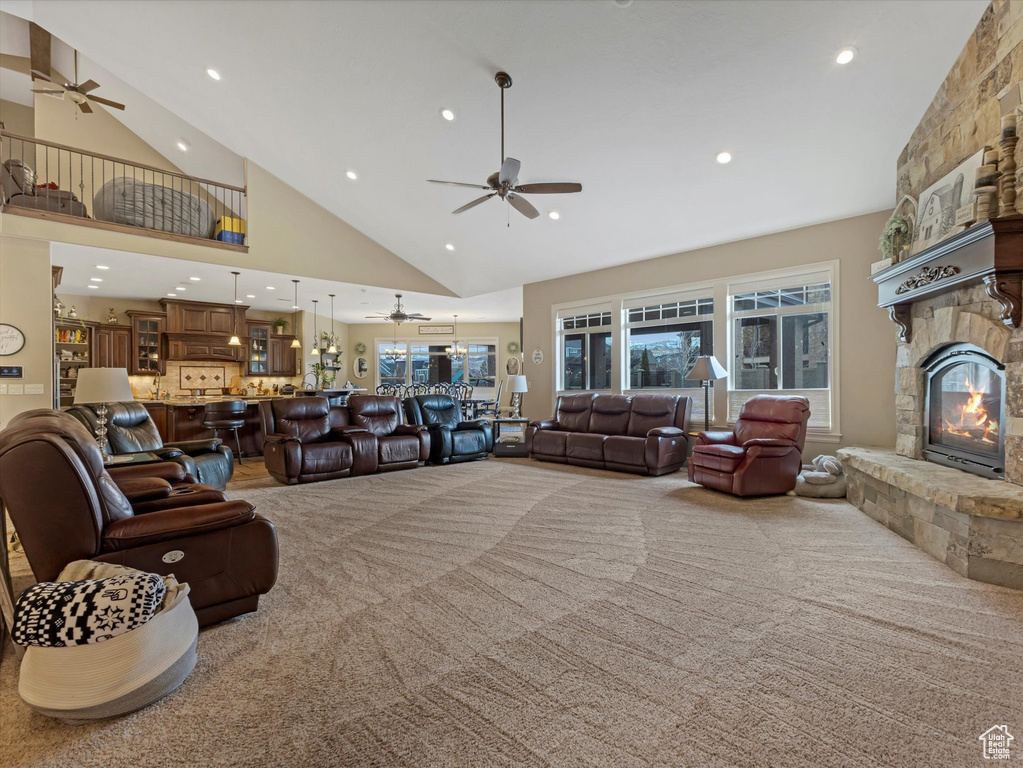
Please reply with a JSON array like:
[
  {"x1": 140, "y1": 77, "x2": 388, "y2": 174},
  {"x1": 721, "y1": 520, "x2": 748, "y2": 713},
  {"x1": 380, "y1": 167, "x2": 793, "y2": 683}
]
[
  {"x1": 269, "y1": 336, "x2": 298, "y2": 377},
  {"x1": 166, "y1": 339, "x2": 241, "y2": 362},
  {"x1": 246, "y1": 321, "x2": 271, "y2": 375},
  {"x1": 126, "y1": 311, "x2": 166, "y2": 375},
  {"x1": 94, "y1": 325, "x2": 131, "y2": 370},
  {"x1": 143, "y1": 403, "x2": 168, "y2": 438},
  {"x1": 161, "y1": 299, "x2": 247, "y2": 362}
]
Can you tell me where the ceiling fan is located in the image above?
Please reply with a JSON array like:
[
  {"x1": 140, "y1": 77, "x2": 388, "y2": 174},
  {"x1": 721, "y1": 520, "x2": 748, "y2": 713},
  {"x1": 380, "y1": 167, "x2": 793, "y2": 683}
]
[
  {"x1": 427, "y1": 71, "x2": 581, "y2": 220},
  {"x1": 365, "y1": 294, "x2": 432, "y2": 325},
  {"x1": 29, "y1": 23, "x2": 125, "y2": 114}
]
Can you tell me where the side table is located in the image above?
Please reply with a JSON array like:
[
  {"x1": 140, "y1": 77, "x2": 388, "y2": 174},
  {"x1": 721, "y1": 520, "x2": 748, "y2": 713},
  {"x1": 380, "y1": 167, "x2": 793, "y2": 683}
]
[{"x1": 492, "y1": 418, "x2": 529, "y2": 458}]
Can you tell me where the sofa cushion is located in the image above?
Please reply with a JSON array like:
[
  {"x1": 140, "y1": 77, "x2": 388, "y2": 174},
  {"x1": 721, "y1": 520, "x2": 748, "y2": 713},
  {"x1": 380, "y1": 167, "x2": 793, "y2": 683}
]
[
  {"x1": 555, "y1": 394, "x2": 595, "y2": 433},
  {"x1": 452, "y1": 429, "x2": 486, "y2": 455},
  {"x1": 603, "y1": 435, "x2": 646, "y2": 467},
  {"x1": 626, "y1": 394, "x2": 679, "y2": 437},
  {"x1": 301, "y1": 441, "x2": 354, "y2": 475},
  {"x1": 409, "y1": 395, "x2": 461, "y2": 429},
  {"x1": 273, "y1": 399, "x2": 331, "y2": 443},
  {"x1": 588, "y1": 395, "x2": 632, "y2": 436},
  {"x1": 691, "y1": 443, "x2": 746, "y2": 473},
  {"x1": 378, "y1": 434, "x2": 420, "y2": 464},
  {"x1": 532, "y1": 429, "x2": 569, "y2": 457},
  {"x1": 349, "y1": 396, "x2": 402, "y2": 437},
  {"x1": 733, "y1": 395, "x2": 809, "y2": 447},
  {"x1": 567, "y1": 433, "x2": 607, "y2": 462}
]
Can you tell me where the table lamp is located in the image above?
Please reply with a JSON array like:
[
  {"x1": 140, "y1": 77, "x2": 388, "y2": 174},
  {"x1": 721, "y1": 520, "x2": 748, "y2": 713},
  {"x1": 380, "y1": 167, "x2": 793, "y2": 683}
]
[
  {"x1": 688, "y1": 355, "x2": 728, "y2": 430},
  {"x1": 508, "y1": 375, "x2": 528, "y2": 419},
  {"x1": 73, "y1": 368, "x2": 136, "y2": 461}
]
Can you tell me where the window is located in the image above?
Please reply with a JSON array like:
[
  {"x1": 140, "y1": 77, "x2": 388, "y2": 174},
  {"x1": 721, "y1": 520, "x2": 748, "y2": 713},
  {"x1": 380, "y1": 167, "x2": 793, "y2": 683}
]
[
  {"x1": 557, "y1": 309, "x2": 612, "y2": 391},
  {"x1": 377, "y1": 341, "x2": 496, "y2": 388},
  {"x1": 729, "y1": 275, "x2": 833, "y2": 430},
  {"x1": 626, "y1": 298, "x2": 713, "y2": 389}
]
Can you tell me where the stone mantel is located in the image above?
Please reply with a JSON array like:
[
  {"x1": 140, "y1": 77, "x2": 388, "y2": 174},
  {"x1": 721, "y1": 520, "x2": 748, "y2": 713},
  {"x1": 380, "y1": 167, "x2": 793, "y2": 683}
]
[{"x1": 872, "y1": 217, "x2": 1023, "y2": 343}]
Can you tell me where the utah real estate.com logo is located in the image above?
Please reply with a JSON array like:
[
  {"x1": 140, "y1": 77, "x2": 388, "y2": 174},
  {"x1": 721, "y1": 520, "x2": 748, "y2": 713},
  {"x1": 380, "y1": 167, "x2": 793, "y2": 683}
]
[{"x1": 979, "y1": 725, "x2": 1014, "y2": 760}]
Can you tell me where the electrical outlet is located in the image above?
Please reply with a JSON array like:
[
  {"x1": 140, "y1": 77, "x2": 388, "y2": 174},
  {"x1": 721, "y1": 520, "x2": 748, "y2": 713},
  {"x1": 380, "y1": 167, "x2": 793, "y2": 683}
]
[
  {"x1": 0, "y1": 383, "x2": 7, "y2": 395},
  {"x1": 25, "y1": 383, "x2": 44, "y2": 395},
  {"x1": 8, "y1": 384, "x2": 24, "y2": 395}
]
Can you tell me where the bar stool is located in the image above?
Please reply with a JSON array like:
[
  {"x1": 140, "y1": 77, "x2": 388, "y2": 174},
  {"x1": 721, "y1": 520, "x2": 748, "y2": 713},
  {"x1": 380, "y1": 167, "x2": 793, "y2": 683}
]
[{"x1": 202, "y1": 400, "x2": 247, "y2": 464}]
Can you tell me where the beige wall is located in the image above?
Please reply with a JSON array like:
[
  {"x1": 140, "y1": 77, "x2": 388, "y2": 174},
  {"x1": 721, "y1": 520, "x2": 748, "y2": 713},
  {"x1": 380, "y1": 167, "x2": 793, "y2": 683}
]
[
  {"x1": 347, "y1": 321, "x2": 522, "y2": 399},
  {"x1": 0, "y1": 98, "x2": 33, "y2": 138},
  {"x1": 522, "y1": 211, "x2": 896, "y2": 456},
  {"x1": 0, "y1": 235, "x2": 53, "y2": 427}
]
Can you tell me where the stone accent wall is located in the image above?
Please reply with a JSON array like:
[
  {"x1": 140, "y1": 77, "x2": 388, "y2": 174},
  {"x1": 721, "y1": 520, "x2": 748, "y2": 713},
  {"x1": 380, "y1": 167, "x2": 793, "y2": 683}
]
[
  {"x1": 894, "y1": 283, "x2": 1022, "y2": 484},
  {"x1": 896, "y1": 1, "x2": 1022, "y2": 208}
]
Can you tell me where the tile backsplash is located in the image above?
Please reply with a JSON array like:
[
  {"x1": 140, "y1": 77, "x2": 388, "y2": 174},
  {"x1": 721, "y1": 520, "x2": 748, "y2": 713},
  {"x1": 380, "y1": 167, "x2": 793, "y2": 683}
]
[{"x1": 129, "y1": 360, "x2": 300, "y2": 399}]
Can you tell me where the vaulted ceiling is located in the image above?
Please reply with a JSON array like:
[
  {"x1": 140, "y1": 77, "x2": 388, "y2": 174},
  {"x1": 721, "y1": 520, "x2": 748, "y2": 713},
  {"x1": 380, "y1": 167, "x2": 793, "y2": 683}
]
[{"x1": 12, "y1": 1, "x2": 987, "y2": 298}]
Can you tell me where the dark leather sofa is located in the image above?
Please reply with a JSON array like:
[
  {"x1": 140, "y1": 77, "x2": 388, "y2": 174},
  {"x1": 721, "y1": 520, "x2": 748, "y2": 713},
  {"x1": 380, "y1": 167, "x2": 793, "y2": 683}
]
[
  {"x1": 68, "y1": 402, "x2": 235, "y2": 490},
  {"x1": 258, "y1": 396, "x2": 429, "y2": 484},
  {"x1": 404, "y1": 394, "x2": 493, "y2": 464},
  {"x1": 688, "y1": 394, "x2": 810, "y2": 496},
  {"x1": 527, "y1": 393, "x2": 692, "y2": 476},
  {"x1": 0, "y1": 409, "x2": 278, "y2": 626}
]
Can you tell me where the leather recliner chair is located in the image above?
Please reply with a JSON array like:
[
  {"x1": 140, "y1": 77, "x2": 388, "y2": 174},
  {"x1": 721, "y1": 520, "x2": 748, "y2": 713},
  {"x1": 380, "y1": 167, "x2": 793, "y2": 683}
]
[
  {"x1": 0, "y1": 409, "x2": 278, "y2": 626},
  {"x1": 404, "y1": 394, "x2": 493, "y2": 464},
  {"x1": 688, "y1": 394, "x2": 810, "y2": 496},
  {"x1": 346, "y1": 395, "x2": 430, "y2": 471},
  {"x1": 68, "y1": 402, "x2": 235, "y2": 490}
]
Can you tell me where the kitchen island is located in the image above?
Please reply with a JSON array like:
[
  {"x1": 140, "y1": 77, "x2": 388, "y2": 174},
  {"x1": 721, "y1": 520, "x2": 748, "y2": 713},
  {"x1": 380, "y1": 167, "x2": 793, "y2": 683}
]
[{"x1": 139, "y1": 397, "x2": 282, "y2": 458}]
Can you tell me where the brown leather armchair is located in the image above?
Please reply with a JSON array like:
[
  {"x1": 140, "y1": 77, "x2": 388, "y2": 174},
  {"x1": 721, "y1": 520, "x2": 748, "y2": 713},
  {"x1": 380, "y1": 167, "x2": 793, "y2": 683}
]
[
  {"x1": 346, "y1": 395, "x2": 430, "y2": 471},
  {"x1": 687, "y1": 394, "x2": 810, "y2": 496},
  {"x1": 0, "y1": 409, "x2": 278, "y2": 626}
]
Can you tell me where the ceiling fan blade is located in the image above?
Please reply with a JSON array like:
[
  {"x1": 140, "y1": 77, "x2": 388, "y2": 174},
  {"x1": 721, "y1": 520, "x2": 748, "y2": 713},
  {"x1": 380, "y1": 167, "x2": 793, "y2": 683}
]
[
  {"x1": 78, "y1": 101, "x2": 93, "y2": 114},
  {"x1": 86, "y1": 94, "x2": 126, "y2": 110},
  {"x1": 426, "y1": 179, "x2": 491, "y2": 190},
  {"x1": 499, "y1": 157, "x2": 521, "y2": 186},
  {"x1": 514, "y1": 182, "x2": 583, "y2": 194},
  {"x1": 507, "y1": 193, "x2": 540, "y2": 219},
  {"x1": 78, "y1": 79, "x2": 101, "y2": 93},
  {"x1": 411, "y1": 317, "x2": 432, "y2": 322},
  {"x1": 30, "y1": 70, "x2": 56, "y2": 83},
  {"x1": 406, "y1": 313, "x2": 428, "y2": 318},
  {"x1": 452, "y1": 193, "x2": 496, "y2": 215},
  {"x1": 29, "y1": 22, "x2": 50, "y2": 81}
]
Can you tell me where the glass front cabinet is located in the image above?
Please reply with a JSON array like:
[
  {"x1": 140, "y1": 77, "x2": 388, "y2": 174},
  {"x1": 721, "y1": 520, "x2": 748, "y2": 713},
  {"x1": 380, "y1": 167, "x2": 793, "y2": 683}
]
[
  {"x1": 126, "y1": 311, "x2": 166, "y2": 375},
  {"x1": 247, "y1": 321, "x2": 271, "y2": 375}
]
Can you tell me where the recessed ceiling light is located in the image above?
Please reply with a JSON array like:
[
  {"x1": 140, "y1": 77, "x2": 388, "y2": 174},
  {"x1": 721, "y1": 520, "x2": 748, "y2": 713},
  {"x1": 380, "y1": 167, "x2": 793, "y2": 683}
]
[
  {"x1": 87, "y1": 285, "x2": 98, "y2": 289},
  {"x1": 346, "y1": 170, "x2": 358, "y2": 180},
  {"x1": 207, "y1": 68, "x2": 221, "y2": 81},
  {"x1": 246, "y1": 294, "x2": 256, "y2": 299},
  {"x1": 167, "y1": 293, "x2": 177, "y2": 297},
  {"x1": 445, "y1": 243, "x2": 455, "y2": 251},
  {"x1": 90, "y1": 277, "x2": 103, "y2": 282},
  {"x1": 836, "y1": 47, "x2": 856, "y2": 65},
  {"x1": 189, "y1": 276, "x2": 201, "y2": 282},
  {"x1": 440, "y1": 108, "x2": 455, "y2": 121},
  {"x1": 176, "y1": 140, "x2": 190, "y2": 152},
  {"x1": 95, "y1": 264, "x2": 110, "y2": 270},
  {"x1": 266, "y1": 286, "x2": 276, "y2": 290},
  {"x1": 174, "y1": 286, "x2": 186, "y2": 291},
  {"x1": 548, "y1": 211, "x2": 560, "y2": 220},
  {"x1": 716, "y1": 151, "x2": 732, "y2": 164},
  {"x1": 236, "y1": 300, "x2": 244, "y2": 304}
]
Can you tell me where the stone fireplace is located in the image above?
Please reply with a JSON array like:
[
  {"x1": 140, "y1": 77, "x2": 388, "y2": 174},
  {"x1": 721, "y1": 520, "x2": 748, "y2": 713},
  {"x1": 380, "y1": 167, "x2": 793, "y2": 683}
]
[{"x1": 839, "y1": 218, "x2": 1023, "y2": 590}]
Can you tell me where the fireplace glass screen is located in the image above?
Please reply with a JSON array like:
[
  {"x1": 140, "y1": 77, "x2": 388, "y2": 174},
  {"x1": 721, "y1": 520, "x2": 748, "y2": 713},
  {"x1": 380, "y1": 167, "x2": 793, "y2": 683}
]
[{"x1": 928, "y1": 359, "x2": 1002, "y2": 460}]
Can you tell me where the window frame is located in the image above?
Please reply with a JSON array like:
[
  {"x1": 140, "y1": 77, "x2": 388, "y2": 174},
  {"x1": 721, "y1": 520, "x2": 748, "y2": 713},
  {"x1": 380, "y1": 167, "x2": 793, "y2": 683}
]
[
  {"x1": 555, "y1": 305, "x2": 613, "y2": 394},
  {"x1": 375, "y1": 336, "x2": 499, "y2": 392}
]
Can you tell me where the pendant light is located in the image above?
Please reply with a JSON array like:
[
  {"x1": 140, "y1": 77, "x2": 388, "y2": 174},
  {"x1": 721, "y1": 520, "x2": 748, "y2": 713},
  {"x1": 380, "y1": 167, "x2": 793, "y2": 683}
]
[
  {"x1": 327, "y1": 294, "x2": 338, "y2": 355},
  {"x1": 310, "y1": 299, "x2": 320, "y2": 356},
  {"x1": 228, "y1": 271, "x2": 241, "y2": 346},
  {"x1": 290, "y1": 280, "x2": 302, "y2": 349},
  {"x1": 446, "y1": 314, "x2": 467, "y2": 361}
]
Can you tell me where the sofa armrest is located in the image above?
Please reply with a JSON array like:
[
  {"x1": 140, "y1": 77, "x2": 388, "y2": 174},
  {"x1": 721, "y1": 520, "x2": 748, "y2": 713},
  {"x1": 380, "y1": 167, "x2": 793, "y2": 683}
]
[
  {"x1": 742, "y1": 437, "x2": 799, "y2": 458},
  {"x1": 531, "y1": 420, "x2": 559, "y2": 431},
  {"x1": 647, "y1": 426, "x2": 684, "y2": 438},
  {"x1": 116, "y1": 477, "x2": 173, "y2": 504},
  {"x1": 109, "y1": 462, "x2": 192, "y2": 484},
  {"x1": 165, "y1": 438, "x2": 224, "y2": 455},
  {"x1": 101, "y1": 500, "x2": 256, "y2": 551},
  {"x1": 742, "y1": 437, "x2": 797, "y2": 449},
  {"x1": 394, "y1": 424, "x2": 428, "y2": 436},
  {"x1": 264, "y1": 433, "x2": 301, "y2": 444},
  {"x1": 457, "y1": 420, "x2": 489, "y2": 431},
  {"x1": 330, "y1": 426, "x2": 370, "y2": 437},
  {"x1": 698, "y1": 430, "x2": 736, "y2": 445},
  {"x1": 424, "y1": 423, "x2": 452, "y2": 431},
  {"x1": 151, "y1": 446, "x2": 185, "y2": 460}
]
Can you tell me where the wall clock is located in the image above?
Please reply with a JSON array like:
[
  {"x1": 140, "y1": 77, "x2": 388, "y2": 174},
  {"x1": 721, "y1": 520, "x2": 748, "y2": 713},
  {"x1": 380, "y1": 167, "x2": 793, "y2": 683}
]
[
  {"x1": 0, "y1": 324, "x2": 25, "y2": 356},
  {"x1": 531, "y1": 348, "x2": 544, "y2": 365}
]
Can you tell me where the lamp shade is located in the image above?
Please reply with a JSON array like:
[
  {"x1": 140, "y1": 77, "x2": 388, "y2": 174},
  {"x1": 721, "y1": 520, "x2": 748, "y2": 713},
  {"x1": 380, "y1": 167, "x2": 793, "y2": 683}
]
[
  {"x1": 508, "y1": 375, "x2": 528, "y2": 394},
  {"x1": 73, "y1": 368, "x2": 135, "y2": 404},
  {"x1": 689, "y1": 355, "x2": 728, "y2": 381}
]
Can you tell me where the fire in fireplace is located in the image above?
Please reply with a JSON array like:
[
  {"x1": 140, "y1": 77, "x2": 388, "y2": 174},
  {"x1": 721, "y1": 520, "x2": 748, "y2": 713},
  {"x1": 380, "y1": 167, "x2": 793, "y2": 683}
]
[{"x1": 924, "y1": 343, "x2": 1005, "y2": 479}]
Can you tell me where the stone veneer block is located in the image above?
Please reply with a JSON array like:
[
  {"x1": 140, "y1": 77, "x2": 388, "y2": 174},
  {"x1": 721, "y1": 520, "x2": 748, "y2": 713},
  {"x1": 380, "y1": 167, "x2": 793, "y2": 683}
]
[{"x1": 839, "y1": 447, "x2": 1023, "y2": 591}]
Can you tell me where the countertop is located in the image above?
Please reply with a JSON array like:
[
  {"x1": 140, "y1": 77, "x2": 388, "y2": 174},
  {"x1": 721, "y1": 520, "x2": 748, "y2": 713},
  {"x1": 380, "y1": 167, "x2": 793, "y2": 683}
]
[{"x1": 137, "y1": 396, "x2": 293, "y2": 407}]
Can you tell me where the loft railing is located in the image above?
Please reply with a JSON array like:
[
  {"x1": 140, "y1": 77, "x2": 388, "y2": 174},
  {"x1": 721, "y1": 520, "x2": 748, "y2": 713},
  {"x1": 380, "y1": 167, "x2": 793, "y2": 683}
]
[{"x1": 0, "y1": 129, "x2": 246, "y2": 247}]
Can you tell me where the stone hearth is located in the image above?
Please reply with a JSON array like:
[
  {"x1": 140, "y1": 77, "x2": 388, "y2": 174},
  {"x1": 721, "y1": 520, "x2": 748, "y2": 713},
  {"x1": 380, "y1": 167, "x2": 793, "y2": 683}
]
[{"x1": 840, "y1": 447, "x2": 1023, "y2": 590}]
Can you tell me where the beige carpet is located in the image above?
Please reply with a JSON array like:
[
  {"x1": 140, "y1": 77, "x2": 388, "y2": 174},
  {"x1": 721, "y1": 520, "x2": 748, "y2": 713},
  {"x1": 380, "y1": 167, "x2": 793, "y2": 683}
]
[{"x1": 3, "y1": 458, "x2": 1022, "y2": 767}]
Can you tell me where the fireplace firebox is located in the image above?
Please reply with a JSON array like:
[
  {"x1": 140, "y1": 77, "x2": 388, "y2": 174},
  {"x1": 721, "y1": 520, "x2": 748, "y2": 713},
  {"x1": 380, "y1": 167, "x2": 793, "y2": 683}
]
[{"x1": 923, "y1": 343, "x2": 1005, "y2": 479}]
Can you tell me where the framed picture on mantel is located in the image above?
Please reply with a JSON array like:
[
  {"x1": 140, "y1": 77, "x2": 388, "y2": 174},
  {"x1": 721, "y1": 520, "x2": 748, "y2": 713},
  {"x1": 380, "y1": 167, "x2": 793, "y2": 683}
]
[{"x1": 911, "y1": 148, "x2": 984, "y2": 255}]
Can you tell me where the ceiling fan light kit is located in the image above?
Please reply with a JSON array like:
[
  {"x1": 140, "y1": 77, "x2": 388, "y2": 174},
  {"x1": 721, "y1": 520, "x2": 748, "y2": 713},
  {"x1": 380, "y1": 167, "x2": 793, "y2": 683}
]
[
  {"x1": 427, "y1": 71, "x2": 582, "y2": 221},
  {"x1": 365, "y1": 294, "x2": 432, "y2": 325}
]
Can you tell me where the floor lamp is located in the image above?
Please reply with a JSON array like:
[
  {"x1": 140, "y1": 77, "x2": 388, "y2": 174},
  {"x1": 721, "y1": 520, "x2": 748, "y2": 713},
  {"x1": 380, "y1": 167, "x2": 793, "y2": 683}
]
[
  {"x1": 73, "y1": 368, "x2": 137, "y2": 462},
  {"x1": 689, "y1": 356, "x2": 728, "y2": 431}
]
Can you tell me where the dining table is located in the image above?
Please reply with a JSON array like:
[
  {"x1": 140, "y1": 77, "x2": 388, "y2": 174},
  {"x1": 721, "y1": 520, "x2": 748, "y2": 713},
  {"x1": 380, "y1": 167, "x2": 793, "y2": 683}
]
[{"x1": 461, "y1": 398, "x2": 495, "y2": 419}]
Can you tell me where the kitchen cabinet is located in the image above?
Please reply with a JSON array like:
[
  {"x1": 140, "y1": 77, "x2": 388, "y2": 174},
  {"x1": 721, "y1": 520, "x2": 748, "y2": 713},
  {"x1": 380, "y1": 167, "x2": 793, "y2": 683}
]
[
  {"x1": 166, "y1": 339, "x2": 241, "y2": 362},
  {"x1": 143, "y1": 400, "x2": 266, "y2": 457},
  {"x1": 161, "y1": 298, "x2": 247, "y2": 362},
  {"x1": 246, "y1": 321, "x2": 271, "y2": 375},
  {"x1": 269, "y1": 336, "x2": 298, "y2": 377},
  {"x1": 126, "y1": 311, "x2": 166, "y2": 375},
  {"x1": 94, "y1": 325, "x2": 131, "y2": 370}
]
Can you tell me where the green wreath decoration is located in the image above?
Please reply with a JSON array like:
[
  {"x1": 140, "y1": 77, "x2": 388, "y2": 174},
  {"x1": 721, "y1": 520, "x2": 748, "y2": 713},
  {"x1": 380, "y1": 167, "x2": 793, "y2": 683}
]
[
  {"x1": 354, "y1": 342, "x2": 367, "y2": 355},
  {"x1": 879, "y1": 214, "x2": 912, "y2": 260},
  {"x1": 507, "y1": 340, "x2": 520, "y2": 353}
]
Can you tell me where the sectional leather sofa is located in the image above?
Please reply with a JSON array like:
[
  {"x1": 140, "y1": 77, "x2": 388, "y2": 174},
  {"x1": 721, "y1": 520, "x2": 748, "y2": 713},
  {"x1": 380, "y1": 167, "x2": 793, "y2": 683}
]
[{"x1": 526, "y1": 393, "x2": 692, "y2": 475}]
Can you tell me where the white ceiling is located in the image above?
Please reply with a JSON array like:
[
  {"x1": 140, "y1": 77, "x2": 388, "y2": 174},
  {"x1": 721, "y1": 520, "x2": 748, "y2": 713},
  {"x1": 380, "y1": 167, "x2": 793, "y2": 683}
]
[
  {"x1": 14, "y1": 1, "x2": 986, "y2": 298},
  {"x1": 51, "y1": 242, "x2": 523, "y2": 323}
]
